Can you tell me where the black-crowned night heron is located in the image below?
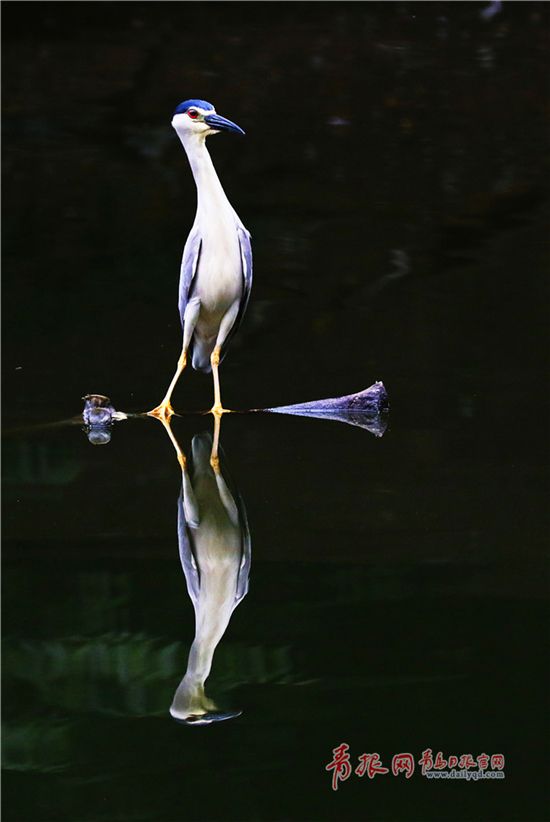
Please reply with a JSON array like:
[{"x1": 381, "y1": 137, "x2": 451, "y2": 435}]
[{"x1": 149, "y1": 99, "x2": 252, "y2": 420}]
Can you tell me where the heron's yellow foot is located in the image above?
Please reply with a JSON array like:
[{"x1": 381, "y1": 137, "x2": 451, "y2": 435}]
[
  {"x1": 148, "y1": 401, "x2": 174, "y2": 420},
  {"x1": 209, "y1": 403, "x2": 225, "y2": 416}
]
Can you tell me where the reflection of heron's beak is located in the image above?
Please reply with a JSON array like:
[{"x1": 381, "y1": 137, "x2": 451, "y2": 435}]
[
  {"x1": 172, "y1": 710, "x2": 242, "y2": 726},
  {"x1": 154, "y1": 414, "x2": 187, "y2": 470}
]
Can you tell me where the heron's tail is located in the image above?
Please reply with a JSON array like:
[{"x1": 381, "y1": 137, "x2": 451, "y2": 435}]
[{"x1": 191, "y1": 339, "x2": 214, "y2": 373}]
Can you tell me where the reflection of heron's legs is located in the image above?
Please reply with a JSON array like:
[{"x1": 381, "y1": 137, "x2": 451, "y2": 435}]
[
  {"x1": 156, "y1": 415, "x2": 187, "y2": 471},
  {"x1": 210, "y1": 299, "x2": 240, "y2": 416},
  {"x1": 149, "y1": 299, "x2": 201, "y2": 420},
  {"x1": 155, "y1": 415, "x2": 200, "y2": 525},
  {"x1": 210, "y1": 412, "x2": 221, "y2": 470},
  {"x1": 214, "y1": 467, "x2": 239, "y2": 526}
]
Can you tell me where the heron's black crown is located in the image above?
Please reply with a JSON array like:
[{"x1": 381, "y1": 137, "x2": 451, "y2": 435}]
[{"x1": 174, "y1": 99, "x2": 215, "y2": 116}]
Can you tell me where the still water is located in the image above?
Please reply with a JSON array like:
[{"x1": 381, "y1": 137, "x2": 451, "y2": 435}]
[{"x1": 3, "y1": 3, "x2": 549, "y2": 821}]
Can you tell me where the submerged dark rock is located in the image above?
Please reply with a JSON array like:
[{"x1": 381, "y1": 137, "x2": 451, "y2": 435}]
[
  {"x1": 82, "y1": 394, "x2": 116, "y2": 425},
  {"x1": 82, "y1": 394, "x2": 116, "y2": 444}
]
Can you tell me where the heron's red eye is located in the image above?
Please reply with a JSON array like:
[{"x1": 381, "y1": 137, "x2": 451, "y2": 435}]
[{"x1": 188, "y1": 109, "x2": 198, "y2": 119}]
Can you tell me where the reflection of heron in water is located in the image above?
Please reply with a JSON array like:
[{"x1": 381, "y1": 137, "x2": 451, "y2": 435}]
[{"x1": 158, "y1": 415, "x2": 250, "y2": 724}]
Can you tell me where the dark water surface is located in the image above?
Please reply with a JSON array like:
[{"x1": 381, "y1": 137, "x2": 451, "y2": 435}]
[{"x1": 3, "y1": 3, "x2": 549, "y2": 821}]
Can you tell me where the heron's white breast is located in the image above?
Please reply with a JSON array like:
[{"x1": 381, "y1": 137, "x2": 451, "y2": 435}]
[{"x1": 194, "y1": 210, "x2": 243, "y2": 320}]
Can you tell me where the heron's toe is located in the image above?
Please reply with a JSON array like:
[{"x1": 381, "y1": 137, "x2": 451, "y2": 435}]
[{"x1": 148, "y1": 402, "x2": 175, "y2": 420}]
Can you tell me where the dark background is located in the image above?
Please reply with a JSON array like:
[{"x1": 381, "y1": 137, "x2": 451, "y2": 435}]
[{"x1": 2, "y1": 3, "x2": 549, "y2": 821}]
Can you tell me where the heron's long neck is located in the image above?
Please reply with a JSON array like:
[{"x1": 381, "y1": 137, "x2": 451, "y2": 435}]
[{"x1": 184, "y1": 137, "x2": 232, "y2": 220}]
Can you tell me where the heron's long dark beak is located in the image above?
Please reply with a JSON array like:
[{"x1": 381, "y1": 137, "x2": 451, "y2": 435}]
[{"x1": 204, "y1": 113, "x2": 245, "y2": 135}]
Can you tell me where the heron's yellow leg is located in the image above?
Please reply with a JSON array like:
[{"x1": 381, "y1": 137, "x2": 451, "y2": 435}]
[
  {"x1": 209, "y1": 347, "x2": 225, "y2": 416},
  {"x1": 149, "y1": 350, "x2": 187, "y2": 419}
]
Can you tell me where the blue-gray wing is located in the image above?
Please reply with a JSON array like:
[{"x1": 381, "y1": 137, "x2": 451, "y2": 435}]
[
  {"x1": 237, "y1": 225, "x2": 253, "y2": 320},
  {"x1": 217, "y1": 439, "x2": 251, "y2": 607},
  {"x1": 177, "y1": 490, "x2": 200, "y2": 608},
  {"x1": 219, "y1": 224, "x2": 253, "y2": 361},
  {"x1": 178, "y1": 224, "x2": 202, "y2": 326},
  {"x1": 234, "y1": 513, "x2": 251, "y2": 607}
]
